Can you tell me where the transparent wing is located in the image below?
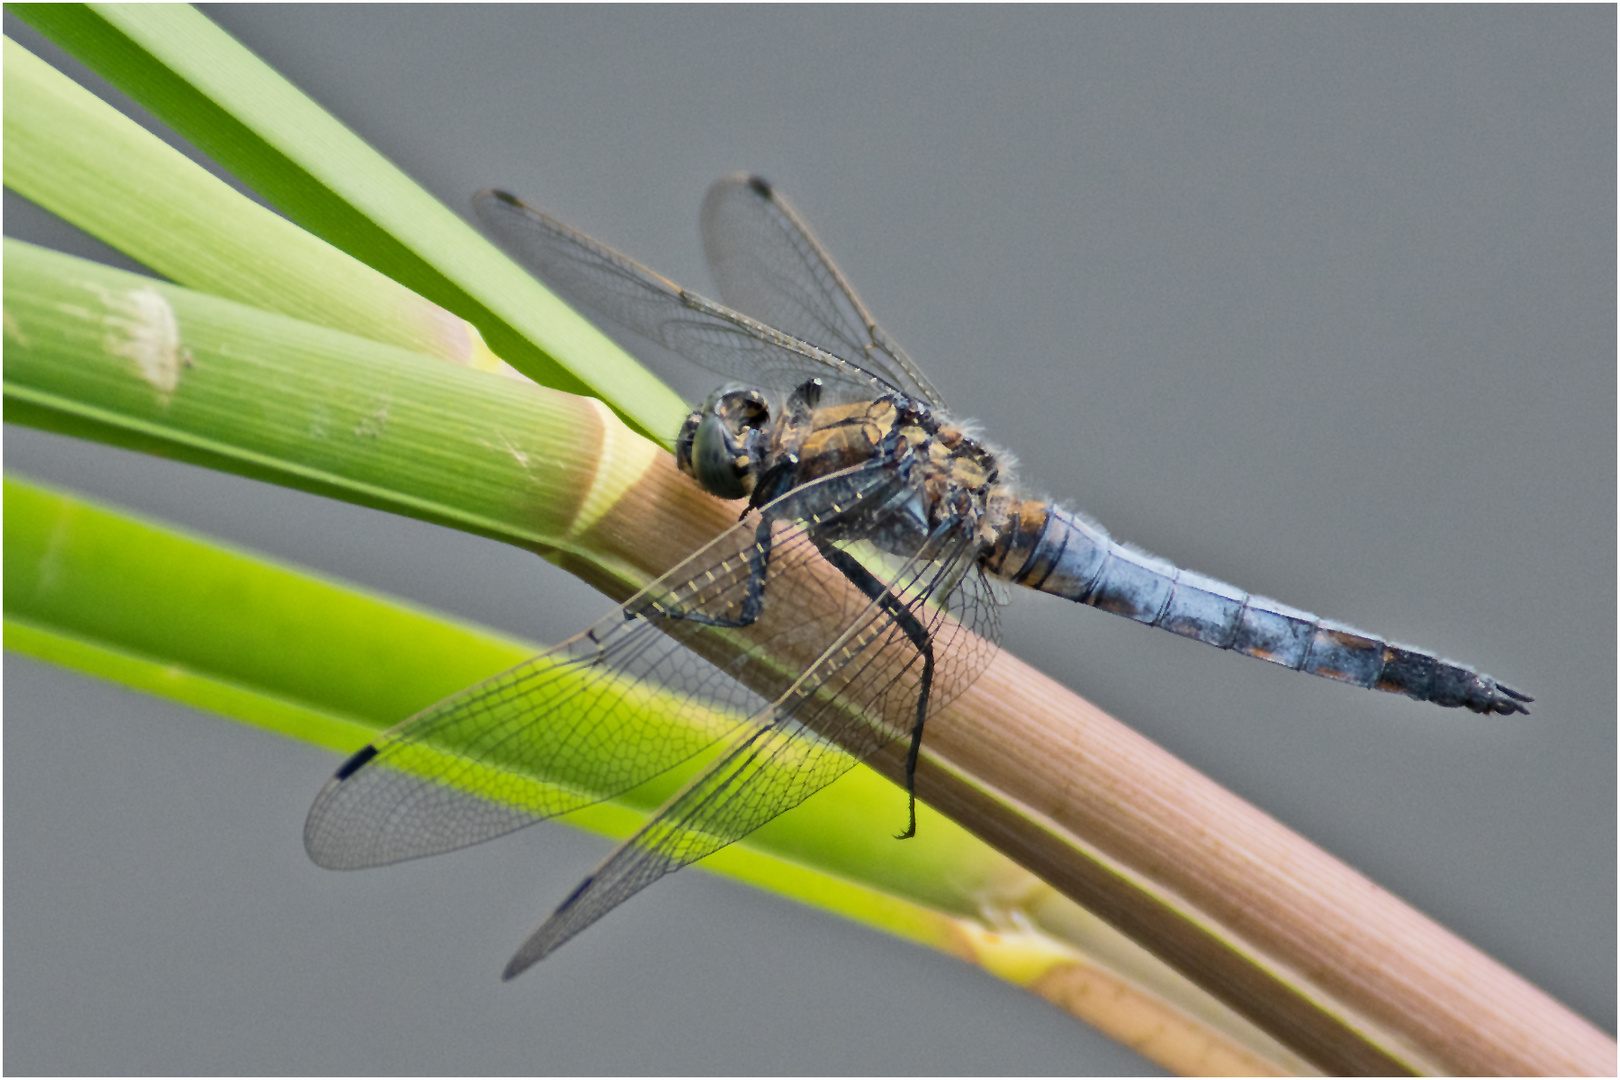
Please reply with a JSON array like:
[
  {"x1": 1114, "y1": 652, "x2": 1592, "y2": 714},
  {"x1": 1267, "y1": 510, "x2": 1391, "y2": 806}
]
[
  {"x1": 474, "y1": 189, "x2": 894, "y2": 403},
  {"x1": 502, "y1": 527, "x2": 1003, "y2": 975},
  {"x1": 304, "y1": 464, "x2": 910, "y2": 870},
  {"x1": 700, "y1": 174, "x2": 946, "y2": 410}
]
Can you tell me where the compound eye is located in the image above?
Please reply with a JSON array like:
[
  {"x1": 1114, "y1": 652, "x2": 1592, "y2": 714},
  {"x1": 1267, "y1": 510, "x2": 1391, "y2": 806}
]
[
  {"x1": 690, "y1": 412, "x2": 753, "y2": 499},
  {"x1": 682, "y1": 384, "x2": 771, "y2": 500},
  {"x1": 673, "y1": 408, "x2": 704, "y2": 478}
]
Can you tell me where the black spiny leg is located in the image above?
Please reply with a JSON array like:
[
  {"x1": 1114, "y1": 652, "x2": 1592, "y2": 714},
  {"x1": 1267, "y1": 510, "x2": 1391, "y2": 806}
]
[
  {"x1": 634, "y1": 516, "x2": 776, "y2": 629},
  {"x1": 810, "y1": 535, "x2": 936, "y2": 839},
  {"x1": 747, "y1": 456, "x2": 800, "y2": 516}
]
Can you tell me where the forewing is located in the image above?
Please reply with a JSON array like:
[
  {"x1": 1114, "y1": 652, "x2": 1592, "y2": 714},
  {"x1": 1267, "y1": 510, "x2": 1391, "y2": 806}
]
[
  {"x1": 304, "y1": 465, "x2": 906, "y2": 870},
  {"x1": 701, "y1": 174, "x2": 947, "y2": 410},
  {"x1": 473, "y1": 189, "x2": 892, "y2": 401},
  {"x1": 503, "y1": 530, "x2": 1004, "y2": 974}
]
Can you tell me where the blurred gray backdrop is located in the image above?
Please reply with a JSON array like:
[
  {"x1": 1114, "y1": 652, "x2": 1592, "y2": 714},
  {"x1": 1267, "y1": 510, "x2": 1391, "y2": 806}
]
[{"x1": 5, "y1": 6, "x2": 1613, "y2": 1075}]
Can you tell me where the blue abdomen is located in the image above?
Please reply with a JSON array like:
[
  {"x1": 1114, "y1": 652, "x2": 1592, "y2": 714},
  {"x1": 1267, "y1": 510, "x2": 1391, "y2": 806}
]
[{"x1": 988, "y1": 505, "x2": 1529, "y2": 716}]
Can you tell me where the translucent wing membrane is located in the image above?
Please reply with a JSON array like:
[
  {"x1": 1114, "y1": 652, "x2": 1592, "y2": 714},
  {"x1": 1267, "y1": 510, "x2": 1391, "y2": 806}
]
[
  {"x1": 308, "y1": 466, "x2": 891, "y2": 869},
  {"x1": 473, "y1": 189, "x2": 895, "y2": 403},
  {"x1": 302, "y1": 614, "x2": 759, "y2": 870},
  {"x1": 701, "y1": 174, "x2": 946, "y2": 410},
  {"x1": 306, "y1": 462, "x2": 1000, "y2": 919},
  {"x1": 504, "y1": 520, "x2": 1002, "y2": 976}
]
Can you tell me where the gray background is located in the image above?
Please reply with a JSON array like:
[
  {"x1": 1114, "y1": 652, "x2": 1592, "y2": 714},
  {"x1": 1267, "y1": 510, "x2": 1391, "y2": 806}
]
[{"x1": 5, "y1": 6, "x2": 1613, "y2": 1074}]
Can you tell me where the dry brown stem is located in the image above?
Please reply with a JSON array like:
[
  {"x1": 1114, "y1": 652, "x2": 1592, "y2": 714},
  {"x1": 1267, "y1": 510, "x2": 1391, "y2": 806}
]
[{"x1": 572, "y1": 449, "x2": 1614, "y2": 1076}]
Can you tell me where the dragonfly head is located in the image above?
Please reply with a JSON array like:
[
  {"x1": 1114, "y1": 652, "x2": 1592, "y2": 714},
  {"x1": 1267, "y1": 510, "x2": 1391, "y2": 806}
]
[{"x1": 675, "y1": 384, "x2": 770, "y2": 501}]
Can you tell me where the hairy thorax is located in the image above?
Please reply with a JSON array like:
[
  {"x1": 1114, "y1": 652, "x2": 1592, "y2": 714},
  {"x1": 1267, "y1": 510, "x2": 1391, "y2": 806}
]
[{"x1": 787, "y1": 396, "x2": 1018, "y2": 552}]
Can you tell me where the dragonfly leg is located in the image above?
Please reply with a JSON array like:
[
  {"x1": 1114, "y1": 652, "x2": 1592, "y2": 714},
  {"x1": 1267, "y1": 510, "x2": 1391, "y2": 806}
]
[
  {"x1": 632, "y1": 516, "x2": 776, "y2": 629},
  {"x1": 810, "y1": 536, "x2": 934, "y2": 840},
  {"x1": 746, "y1": 457, "x2": 801, "y2": 516}
]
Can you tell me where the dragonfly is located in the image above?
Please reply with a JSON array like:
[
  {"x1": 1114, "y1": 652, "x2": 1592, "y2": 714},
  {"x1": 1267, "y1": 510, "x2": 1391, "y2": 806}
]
[{"x1": 305, "y1": 174, "x2": 1530, "y2": 980}]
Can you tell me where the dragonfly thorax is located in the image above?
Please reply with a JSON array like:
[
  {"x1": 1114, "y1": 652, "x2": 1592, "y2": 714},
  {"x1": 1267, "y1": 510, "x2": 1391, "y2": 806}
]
[
  {"x1": 790, "y1": 394, "x2": 1011, "y2": 550},
  {"x1": 675, "y1": 381, "x2": 1010, "y2": 553}
]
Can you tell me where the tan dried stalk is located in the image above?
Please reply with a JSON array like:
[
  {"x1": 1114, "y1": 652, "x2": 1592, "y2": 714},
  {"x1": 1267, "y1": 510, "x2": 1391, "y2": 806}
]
[{"x1": 570, "y1": 441, "x2": 1615, "y2": 1077}]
